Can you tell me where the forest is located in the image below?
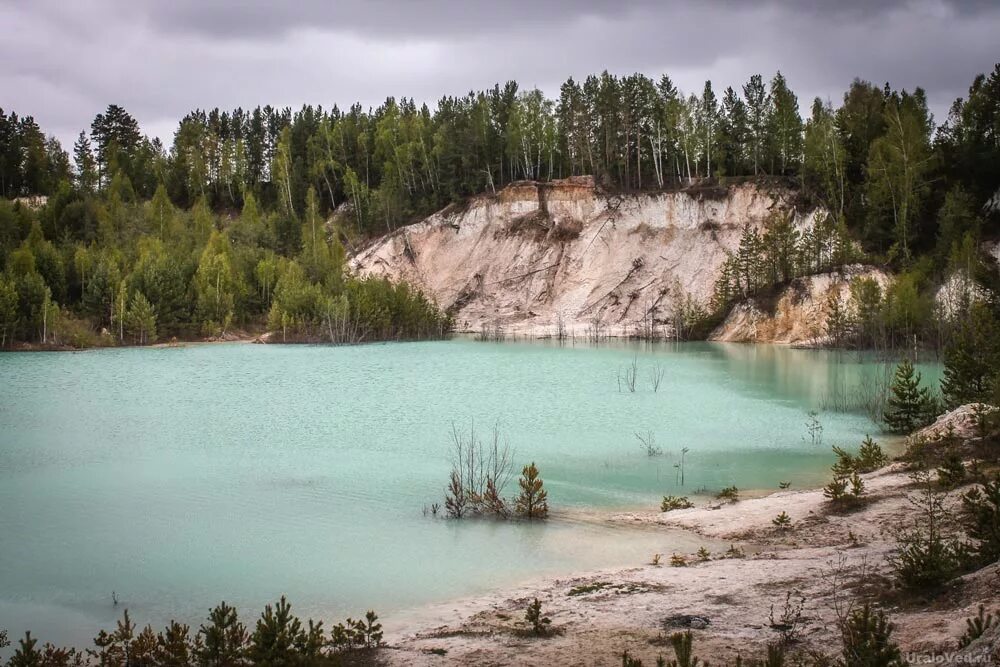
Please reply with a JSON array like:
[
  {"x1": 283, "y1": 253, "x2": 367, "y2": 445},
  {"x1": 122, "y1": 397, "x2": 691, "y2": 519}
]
[{"x1": 0, "y1": 65, "x2": 998, "y2": 347}]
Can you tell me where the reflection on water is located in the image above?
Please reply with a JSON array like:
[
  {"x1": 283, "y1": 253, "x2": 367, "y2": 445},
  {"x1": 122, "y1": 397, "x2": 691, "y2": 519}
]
[{"x1": 0, "y1": 340, "x2": 939, "y2": 651}]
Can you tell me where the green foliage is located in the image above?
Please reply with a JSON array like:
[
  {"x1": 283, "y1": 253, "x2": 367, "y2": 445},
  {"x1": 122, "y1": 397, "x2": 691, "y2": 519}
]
[
  {"x1": 772, "y1": 511, "x2": 792, "y2": 529},
  {"x1": 831, "y1": 437, "x2": 887, "y2": 479},
  {"x1": 857, "y1": 436, "x2": 889, "y2": 472},
  {"x1": 960, "y1": 475, "x2": 1000, "y2": 565},
  {"x1": 958, "y1": 605, "x2": 996, "y2": 649},
  {"x1": 2, "y1": 66, "x2": 1000, "y2": 352},
  {"x1": 668, "y1": 631, "x2": 703, "y2": 667},
  {"x1": 717, "y1": 486, "x2": 739, "y2": 502},
  {"x1": 195, "y1": 601, "x2": 247, "y2": 666},
  {"x1": 885, "y1": 359, "x2": 935, "y2": 434},
  {"x1": 936, "y1": 455, "x2": 967, "y2": 489},
  {"x1": 515, "y1": 462, "x2": 549, "y2": 520},
  {"x1": 669, "y1": 554, "x2": 687, "y2": 567},
  {"x1": 661, "y1": 495, "x2": 694, "y2": 512},
  {"x1": 1, "y1": 598, "x2": 387, "y2": 666},
  {"x1": 941, "y1": 303, "x2": 1000, "y2": 409},
  {"x1": 825, "y1": 470, "x2": 866, "y2": 509},
  {"x1": 839, "y1": 603, "x2": 906, "y2": 667},
  {"x1": 124, "y1": 291, "x2": 157, "y2": 345},
  {"x1": 889, "y1": 473, "x2": 963, "y2": 590},
  {"x1": 525, "y1": 598, "x2": 551, "y2": 636}
]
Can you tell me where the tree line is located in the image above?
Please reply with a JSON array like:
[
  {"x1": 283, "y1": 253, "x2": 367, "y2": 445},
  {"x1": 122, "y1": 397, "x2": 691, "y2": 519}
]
[
  {"x1": 0, "y1": 64, "x2": 998, "y2": 346},
  {"x1": 0, "y1": 597, "x2": 382, "y2": 666}
]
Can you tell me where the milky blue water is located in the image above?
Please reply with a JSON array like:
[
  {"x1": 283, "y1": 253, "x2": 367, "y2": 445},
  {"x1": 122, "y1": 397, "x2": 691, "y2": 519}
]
[{"x1": 0, "y1": 340, "x2": 935, "y2": 649}]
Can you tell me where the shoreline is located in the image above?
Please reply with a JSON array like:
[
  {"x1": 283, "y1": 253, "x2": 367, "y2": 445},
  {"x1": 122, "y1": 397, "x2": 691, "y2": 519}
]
[{"x1": 380, "y1": 462, "x2": 998, "y2": 665}]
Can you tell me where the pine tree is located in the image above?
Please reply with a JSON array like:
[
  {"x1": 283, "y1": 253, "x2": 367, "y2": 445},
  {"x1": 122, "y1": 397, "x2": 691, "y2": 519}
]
[
  {"x1": 884, "y1": 358, "x2": 933, "y2": 433},
  {"x1": 73, "y1": 131, "x2": 97, "y2": 193},
  {"x1": 248, "y1": 596, "x2": 304, "y2": 665},
  {"x1": 195, "y1": 602, "x2": 247, "y2": 667},
  {"x1": 515, "y1": 462, "x2": 548, "y2": 519},
  {"x1": 839, "y1": 604, "x2": 906, "y2": 667},
  {"x1": 942, "y1": 303, "x2": 1000, "y2": 409}
]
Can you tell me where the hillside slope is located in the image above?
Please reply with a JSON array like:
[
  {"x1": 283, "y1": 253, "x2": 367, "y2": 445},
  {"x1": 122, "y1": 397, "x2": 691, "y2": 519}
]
[{"x1": 350, "y1": 178, "x2": 874, "y2": 342}]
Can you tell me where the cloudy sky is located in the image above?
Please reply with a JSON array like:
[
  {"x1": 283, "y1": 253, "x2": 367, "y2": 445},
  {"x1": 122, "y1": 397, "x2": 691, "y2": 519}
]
[{"x1": 3, "y1": 0, "x2": 997, "y2": 150}]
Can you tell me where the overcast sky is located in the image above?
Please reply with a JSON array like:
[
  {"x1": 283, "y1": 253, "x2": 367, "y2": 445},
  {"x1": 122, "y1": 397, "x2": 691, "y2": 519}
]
[{"x1": 3, "y1": 0, "x2": 997, "y2": 151}]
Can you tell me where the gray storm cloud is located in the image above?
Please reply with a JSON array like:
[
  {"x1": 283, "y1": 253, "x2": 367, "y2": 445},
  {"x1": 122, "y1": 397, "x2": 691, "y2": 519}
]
[{"x1": 2, "y1": 0, "x2": 997, "y2": 149}]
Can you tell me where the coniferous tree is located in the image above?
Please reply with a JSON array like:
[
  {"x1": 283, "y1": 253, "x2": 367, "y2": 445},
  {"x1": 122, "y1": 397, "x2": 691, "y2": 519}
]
[
  {"x1": 195, "y1": 601, "x2": 247, "y2": 667},
  {"x1": 515, "y1": 462, "x2": 548, "y2": 519},
  {"x1": 885, "y1": 358, "x2": 934, "y2": 433},
  {"x1": 941, "y1": 303, "x2": 1000, "y2": 409},
  {"x1": 839, "y1": 604, "x2": 906, "y2": 667}
]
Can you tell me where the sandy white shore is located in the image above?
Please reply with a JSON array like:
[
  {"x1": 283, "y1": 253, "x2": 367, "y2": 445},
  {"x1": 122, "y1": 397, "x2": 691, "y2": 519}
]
[{"x1": 380, "y1": 463, "x2": 999, "y2": 665}]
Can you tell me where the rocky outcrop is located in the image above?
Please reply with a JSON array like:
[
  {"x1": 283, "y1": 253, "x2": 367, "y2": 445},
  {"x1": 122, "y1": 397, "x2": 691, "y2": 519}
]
[
  {"x1": 351, "y1": 177, "x2": 823, "y2": 338},
  {"x1": 708, "y1": 266, "x2": 890, "y2": 345},
  {"x1": 912, "y1": 403, "x2": 997, "y2": 442}
]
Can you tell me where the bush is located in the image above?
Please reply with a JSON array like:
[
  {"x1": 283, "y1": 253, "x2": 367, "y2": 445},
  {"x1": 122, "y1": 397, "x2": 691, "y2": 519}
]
[
  {"x1": 661, "y1": 495, "x2": 694, "y2": 512},
  {"x1": 937, "y1": 454, "x2": 967, "y2": 488},
  {"x1": 958, "y1": 605, "x2": 997, "y2": 649},
  {"x1": 839, "y1": 603, "x2": 906, "y2": 667},
  {"x1": 824, "y1": 472, "x2": 865, "y2": 509},
  {"x1": 668, "y1": 631, "x2": 703, "y2": 667},
  {"x1": 961, "y1": 475, "x2": 1000, "y2": 565},
  {"x1": 857, "y1": 436, "x2": 889, "y2": 472},
  {"x1": 889, "y1": 474, "x2": 963, "y2": 590},
  {"x1": 669, "y1": 554, "x2": 687, "y2": 567},
  {"x1": 772, "y1": 511, "x2": 792, "y2": 529},
  {"x1": 525, "y1": 598, "x2": 551, "y2": 636},
  {"x1": 832, "y1": 437, "x2": 887, "y2": 477},
  {"x1": 717, "y1": 486, "x2": 739, "y2": 502}
]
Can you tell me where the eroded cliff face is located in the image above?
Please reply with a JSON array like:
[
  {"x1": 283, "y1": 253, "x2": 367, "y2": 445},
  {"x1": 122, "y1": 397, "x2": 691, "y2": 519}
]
[
  {"x1": 351, "y1": 177, "x2": 825, "y2": 339},
  {"x1": 708, "y1": 266, "x2": 890, "y2": 345}
]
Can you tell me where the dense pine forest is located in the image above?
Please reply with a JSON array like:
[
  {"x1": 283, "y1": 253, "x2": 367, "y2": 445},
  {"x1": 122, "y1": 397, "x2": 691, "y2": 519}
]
[{"x1": 0, "y1": 65, "x2": 998, "y2": 347}]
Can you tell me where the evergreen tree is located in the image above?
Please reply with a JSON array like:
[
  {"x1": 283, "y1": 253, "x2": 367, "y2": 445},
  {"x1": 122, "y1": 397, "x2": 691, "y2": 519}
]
[
  {"x1": 941, "y1": 303, "x2": 1000, "y2": 408},
  {"x1": 884, "y1": 358, "x2": 934, "y2": 433},
  {"x1": 248, "y1": 596, "x2": 304, "y2": 666},
  {"x1": 73, "y1": 131, "x2": 97, "y2": 194},
  {"x1": 840, "y1": 604, "x2": 906, "y2": 667},
  {"x1": 195, "y1": 602, "x2": 247, "y2": 667},
  {"x1": 515, "y1": 462, "x2": 548, "y2": 519}
]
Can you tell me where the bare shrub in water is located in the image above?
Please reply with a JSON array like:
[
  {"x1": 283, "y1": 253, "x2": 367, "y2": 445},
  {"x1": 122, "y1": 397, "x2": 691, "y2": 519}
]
[
  {"x1": 444, "y1": 422, "x2": 515, "y2": 519},
  {"x1": 649, "y1": 361, "x2": 666, "y2": 392},
  {"x1": 635, "y1": 430, "x2": 663, "y2": 456},
  {"x1": 618, "y1": 354, "x2": 639, "y2": 392}
]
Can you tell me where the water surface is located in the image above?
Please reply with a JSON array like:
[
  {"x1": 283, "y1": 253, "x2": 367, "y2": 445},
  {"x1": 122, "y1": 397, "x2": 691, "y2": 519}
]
[{"x1": 0, "y1": 340, "x2": 934, "y2": 648}]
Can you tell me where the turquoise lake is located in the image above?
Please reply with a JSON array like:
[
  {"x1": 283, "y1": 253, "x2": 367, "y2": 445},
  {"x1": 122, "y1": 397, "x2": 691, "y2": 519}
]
[{"x1": 0, "y1": 340, "x2": 936, "y2": 649}]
